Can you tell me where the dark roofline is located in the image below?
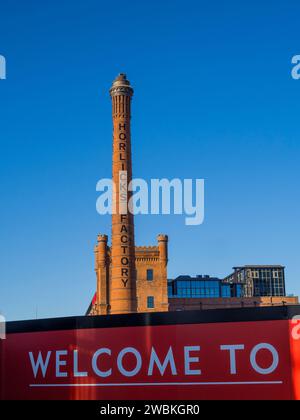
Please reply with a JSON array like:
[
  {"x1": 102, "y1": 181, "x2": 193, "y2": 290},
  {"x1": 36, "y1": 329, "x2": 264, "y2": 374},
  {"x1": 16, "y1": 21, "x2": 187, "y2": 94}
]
[
  {"x1": 233, "y1": 265, "x2": 285, "y2": 270},
  {"x1": 169, "y1": 275, "x2": 222, "y2": 282},
  {"x1": 7, "y1": 306, "x2": 300, "y2": 334}
]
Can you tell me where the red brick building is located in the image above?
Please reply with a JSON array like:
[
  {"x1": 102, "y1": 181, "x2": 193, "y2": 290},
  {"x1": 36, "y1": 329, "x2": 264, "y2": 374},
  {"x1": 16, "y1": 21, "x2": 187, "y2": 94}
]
[{"x1": 88, "y1": 74, "x2": 298, "y2": 315}]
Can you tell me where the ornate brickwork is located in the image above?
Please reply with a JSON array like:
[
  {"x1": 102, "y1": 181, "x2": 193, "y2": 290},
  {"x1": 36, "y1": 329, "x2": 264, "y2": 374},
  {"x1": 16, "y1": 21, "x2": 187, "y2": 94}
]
[{"x1": 93, "y1": 74, "x2": 169, "y2": 316}]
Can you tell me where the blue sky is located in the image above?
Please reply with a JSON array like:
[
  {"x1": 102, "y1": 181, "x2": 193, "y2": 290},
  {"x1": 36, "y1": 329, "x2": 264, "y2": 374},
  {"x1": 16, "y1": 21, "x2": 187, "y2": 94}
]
[{"x1": 0, "y1": 0, "x2": 299, "y2": 321}]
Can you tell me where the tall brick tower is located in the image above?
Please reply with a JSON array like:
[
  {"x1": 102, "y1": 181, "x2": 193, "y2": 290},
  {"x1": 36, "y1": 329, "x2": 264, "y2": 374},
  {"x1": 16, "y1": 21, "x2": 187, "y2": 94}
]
[
  {"x1": 109, "y1": 74, "x2": 137, "y2": 314},
  {"x1": 92, "y1": 74, "x2": 168, "y2": 317}
]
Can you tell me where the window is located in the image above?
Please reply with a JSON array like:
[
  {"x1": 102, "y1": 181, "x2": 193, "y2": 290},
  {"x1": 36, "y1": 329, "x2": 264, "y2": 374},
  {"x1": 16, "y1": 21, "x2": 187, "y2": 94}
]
[
  {"x1": 221, "y1": 285, "x2": 231, "y2": 298},
  {"x1": 147, "y1": 296, "x2": 154, "y2": 309},
  {"x1": 146, "y1": 269, "x2": 153, "y2": 281},
  {"x1": 168, "y1": 283, "x2": 173, "y2": 297},
  {"x1": 236, "y1": 284, "x2": 243, "y2": 298}
]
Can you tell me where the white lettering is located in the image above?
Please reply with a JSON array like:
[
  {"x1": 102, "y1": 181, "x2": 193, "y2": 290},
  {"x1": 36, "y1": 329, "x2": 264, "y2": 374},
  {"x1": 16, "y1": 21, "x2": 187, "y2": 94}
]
[
  {"x1": 184, "y1": 346, "x2": 201, "y2": 375},
  {"x1": 148, "y1": 347, "x2": 177, "y2": 376},
  {"x1": 117, "y1": 347, "x2": 142, "y2": 377},
  {"x1": 29, "y1": 351, "x2": 51, "y2": 378},
  {"x1": 92, "y1": 348, "x2": 112, "y2": 377},
  {"x1": 73, "y1": 349, "x2": 88, "y2": 377},
  {"x1": 250, "y1": 343, "x2": 279, "y2": 375},
  {"x1": 220, "y1": 345, "x2": 245, "y2": 375},
  {"x1": 55, "y1": 350, "x2": 68, "y2": 378}
]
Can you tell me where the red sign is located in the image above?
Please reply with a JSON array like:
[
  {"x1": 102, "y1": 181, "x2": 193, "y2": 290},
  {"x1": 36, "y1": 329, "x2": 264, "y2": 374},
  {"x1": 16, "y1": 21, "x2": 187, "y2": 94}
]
[{"x1": 1, "y1": 318, "x2": 300, "y2": 400}]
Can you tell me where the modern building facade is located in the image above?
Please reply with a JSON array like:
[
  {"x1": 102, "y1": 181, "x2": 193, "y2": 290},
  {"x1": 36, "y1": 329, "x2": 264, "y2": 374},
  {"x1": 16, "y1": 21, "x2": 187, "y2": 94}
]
[
  {"x1": 168, "y1": 275, "x2": 242, "y2": 299},
  {"x1": 223, "y1": 266, "x2": 286, "y2": 297},
  {"x1": 167, "y1": 268, "x2": 298, "y2": 311},
  {"x1": 168, "y1": 266, "x2": 288, "y2": 300}
]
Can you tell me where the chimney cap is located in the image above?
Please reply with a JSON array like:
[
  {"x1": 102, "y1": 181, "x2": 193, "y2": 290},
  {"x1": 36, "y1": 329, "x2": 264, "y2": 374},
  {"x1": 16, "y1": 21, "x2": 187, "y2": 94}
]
[
  {"x1": 110, "y1": 73, "x2": 133, "y2": 97},
  {"x1": 97, "y1": 234, "x2": 108, "y2": 242},
  {"x1": 157, "y1": 234, "x2": 168, "y2": 242},
  {"x1": 115, "y1": 73, "x2": 127, "y2": 81}
]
